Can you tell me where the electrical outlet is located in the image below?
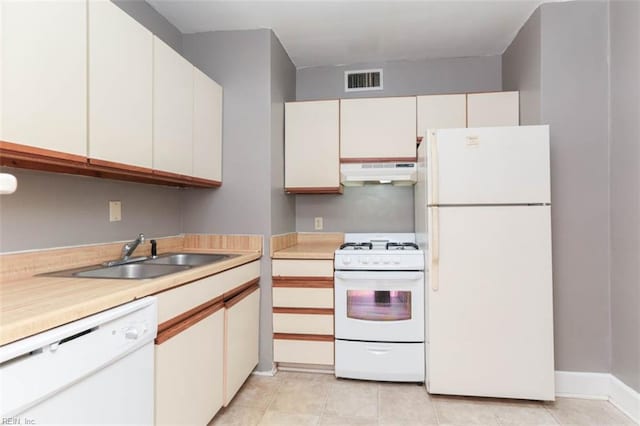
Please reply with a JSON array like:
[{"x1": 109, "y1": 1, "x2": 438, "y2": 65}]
[
  {"x1": 314, "y1": 217, "x2": 323, "y2": 230},
  {"x1": 109, "y1": 201, "x2": 122, "y2": 222}
]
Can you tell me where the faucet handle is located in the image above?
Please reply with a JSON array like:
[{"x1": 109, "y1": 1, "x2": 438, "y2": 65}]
[{"x1": 138, "y1": 233, "x2": 145, "y2": 243}]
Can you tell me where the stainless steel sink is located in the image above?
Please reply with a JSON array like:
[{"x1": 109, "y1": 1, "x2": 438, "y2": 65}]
[
  {"x1": 74, "y1": 263, "x2": 191, "y2": 279},
  {"x1": 41, "y1": 252, "x2": 239, "y2": 279},
  {"x1": 143, "y1": 253, "x2": 239, "y2": 266}
]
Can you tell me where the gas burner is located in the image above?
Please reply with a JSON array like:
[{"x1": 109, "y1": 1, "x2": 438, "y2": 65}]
[
  {"x1": 386, "y1": 242, "x2": 419, "y2": 250},
  {"x1": 339, "y1": 242, "x2": 373, "y2": 250}
]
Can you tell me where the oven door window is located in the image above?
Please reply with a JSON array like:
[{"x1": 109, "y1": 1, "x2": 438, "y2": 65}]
[{"x1": 346, "y1": 290, "x2": 411, "y2": 321}]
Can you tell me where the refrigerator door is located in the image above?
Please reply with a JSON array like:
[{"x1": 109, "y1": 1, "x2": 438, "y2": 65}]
[
  {"x1": 427, "y1": 126, "x2": 550, "y2": 205},
  {"x1": 427, "y1": 205, "x2": 554, "y2": 400}
]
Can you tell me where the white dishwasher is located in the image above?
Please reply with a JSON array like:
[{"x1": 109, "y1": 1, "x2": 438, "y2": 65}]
[{"x1": 0, "y1": 297, "x2": 157, "y2": 424}]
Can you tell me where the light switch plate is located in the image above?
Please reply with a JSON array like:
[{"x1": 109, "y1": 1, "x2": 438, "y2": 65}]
[
  {"x1": 109, "y1": 201, "x2": 122, "y2": 222},
  {"x1": 314, "y1": 217, "x2": 323, "y2": 230}
]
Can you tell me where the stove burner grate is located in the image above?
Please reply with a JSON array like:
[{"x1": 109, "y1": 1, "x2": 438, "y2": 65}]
[
  {"x1": 339, "y1": 242, "x2": 373, "y2": 250},
  {"x1": 386, "y1": 242, "x2": 419, "y2": 250}
]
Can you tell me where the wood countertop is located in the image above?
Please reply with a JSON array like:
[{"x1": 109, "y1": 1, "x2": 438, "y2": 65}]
[
  {"x1": 271, "y1": 232, "x2": 343, "y2": 260},
  {"x1": 0, "y1": 235, "x2": 262, "y2": 347},
  {"x1": 271, "y1": 242, "x2": 340, "y2": 259}
]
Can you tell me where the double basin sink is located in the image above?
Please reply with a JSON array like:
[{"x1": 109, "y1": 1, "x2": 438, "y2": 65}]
[{"x1": 44, "y1": 253, "x2": 239, "y2": 280}]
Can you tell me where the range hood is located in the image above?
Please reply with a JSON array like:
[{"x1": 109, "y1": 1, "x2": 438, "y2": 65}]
[{"x1": 340, "y1": 162, "x2": 417, "y2": 186}]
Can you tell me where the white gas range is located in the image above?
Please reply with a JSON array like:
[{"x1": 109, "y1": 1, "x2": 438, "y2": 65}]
[{"x1": 334, "y1": 233, "x2": 425, "y2": 383}]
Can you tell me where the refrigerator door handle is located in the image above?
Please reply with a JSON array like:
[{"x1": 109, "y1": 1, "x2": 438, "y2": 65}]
[
  {"x1": 432, "y1": 207, "x2": 440, "y2": 291},
  {"x1": 429, "y1": 131, "x2": 439, "y2": 205}
]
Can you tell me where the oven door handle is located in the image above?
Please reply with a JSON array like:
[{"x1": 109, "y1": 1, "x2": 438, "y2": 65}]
[{"x1": 334, "y1": 272, "x2": 424, "y2": 281}]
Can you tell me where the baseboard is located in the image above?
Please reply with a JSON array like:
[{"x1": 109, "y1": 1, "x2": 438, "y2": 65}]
[
  {"x1": 555, "y1": 371, "x2": 610, "y2": 399},
  {"x1": 555, "y1": 371, "x2": 639, "y2": 424},
  {"x1": 609, "y1": 375, "x2": 640, "y2": 424},
  {"x1": 252, "y1": 364, "x2": 278, "y2": 377}
]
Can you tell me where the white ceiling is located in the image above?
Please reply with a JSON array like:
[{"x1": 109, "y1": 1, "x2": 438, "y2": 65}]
[{"x1": 147, "y1": 0, "x2": 551, "y2": 68}]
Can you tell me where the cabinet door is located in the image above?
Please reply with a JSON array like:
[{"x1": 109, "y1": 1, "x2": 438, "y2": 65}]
[
  {"x1": 340, "y1": 97, "x2": 416, "y2": 161},
  {"x1": 155, "y1": 307, "x2": 224, "y2": 425},
  {"x1": 1, "y1": 0, "x2": 86, "y2": 155},
  {"x1": 88, "y1": 0, "x2": 152, "y2": 169},
  {"x1": 193, "y1": 68, "x2": 223, "y2": 182},
  {"x1": 417, "y1": 94, "x2": 466, "y2": 138},
  {"x1": 285, "y1": 100, "x2": 340, "y2": 191},
  {"x1": 153, "y1": 37, "x2": 193, "y2": 176},
  {"x1": 467, "y1": 92, "x2": 519, "y2": 128},
  {"x1": 224, "y1": 287, "x2": 260, "y2": 406}
]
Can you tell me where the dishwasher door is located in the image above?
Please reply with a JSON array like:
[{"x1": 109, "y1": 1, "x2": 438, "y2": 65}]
[{"x1": 0, "y1": 297, "x2": 157, "y2": 424}]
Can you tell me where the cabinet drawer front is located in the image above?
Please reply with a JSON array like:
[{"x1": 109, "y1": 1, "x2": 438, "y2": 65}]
[
  {"x1": 272, "y1": 259, "x2": 333, "y2": 277},
  {"x1": 224, "y1": 288, "x2": 260, "y2": 406},
  {"x1": 274, "y1": 339, "x2": 334, "y2": 365},
  {"x1": 273, "y1": 313, "x2": 334, "y2": 335},
  {"x1": 157, "y1": 260, "x2": 260, "y2": 324},
  {"x1": 155, "y1": 309, "x2": 224, "y2": 425},
  {"x1": 273, "y1": 288, "x2": 333, "y2": 309}
]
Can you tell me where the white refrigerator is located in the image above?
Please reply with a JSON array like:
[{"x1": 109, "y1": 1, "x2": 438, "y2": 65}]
[{"x1": 415, "y1": 125, "x2": 555, "y2": 401}]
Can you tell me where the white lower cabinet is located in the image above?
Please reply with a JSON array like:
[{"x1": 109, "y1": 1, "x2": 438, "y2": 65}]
[
  {"x1": 224, "y1": 287, "x2": 260, "y2": 406},
  {"x1": 154, "y1": 261, "x2": 261, "y2": 423},
  {"x1": 155, "y1": 307, "x2": 224, "y2": 425}
]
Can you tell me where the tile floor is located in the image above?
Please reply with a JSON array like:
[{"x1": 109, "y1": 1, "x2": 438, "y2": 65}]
[{"x1": 210, "y1": 371, "x2": 636, "y2": 426}]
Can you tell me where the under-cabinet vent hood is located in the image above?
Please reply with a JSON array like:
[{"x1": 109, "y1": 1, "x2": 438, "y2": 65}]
[{"x1": 340, "y1": 162, "x2": 417, "y2": 186}]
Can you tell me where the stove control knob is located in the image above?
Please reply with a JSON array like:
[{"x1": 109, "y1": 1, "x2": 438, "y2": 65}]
[
  {"x1": 393, "y1": 257, "x2": 401, "y2": 264},
  {"x1": 382, "y1": 257, "x2": 390, "y2": 264},
  {"x1": 373, "y1": 256, "x2": 380, "y2": 264},
  {"x1": 362, "y1": 256, "x2": 369, "y2": 264},
  {"x1": 343, "y1": 256, "x2": 352, "y2": 265}
]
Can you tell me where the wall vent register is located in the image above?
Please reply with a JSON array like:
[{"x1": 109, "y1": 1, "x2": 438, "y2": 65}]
[{"x1": 345, "y1": 69, "x2": 383, "y2": 92}]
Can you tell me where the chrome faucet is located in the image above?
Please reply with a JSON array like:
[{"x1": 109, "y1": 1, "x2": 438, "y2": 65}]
[
  {"x1": 103, "y1": 233, "x2": 146, "y2": 267},
  {"x1": 122, "y1": 233, "x2": 145, "y2": 260}
]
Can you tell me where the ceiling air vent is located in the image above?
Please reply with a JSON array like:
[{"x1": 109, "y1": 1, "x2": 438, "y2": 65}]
[{"x1": 345, "y1": 69, "x2": 383, "y2": 92}]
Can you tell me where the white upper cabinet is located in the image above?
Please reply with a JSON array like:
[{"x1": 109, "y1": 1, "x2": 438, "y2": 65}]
[
  {"x1": 153, "y1": 37, "x2": 193, "y2": 176},
  {"x1": 340, "y1": 97, "x2": 417, "y2": 161},
  {"x1": 193, "y1": 68, "x2": 223, "y2": 182},
  {"x1": 88, "y1": 0, "x2": 152, "y2": 169},
  {"x1": 467, "y1": 91, "x2": 519, "y2": 128},
  {"x1": 285, "y1": 100, "x2": 340, "y2": 192},
  {"x1": 417, "y1": 94, "x2": 467, "y2": 138},
  {"x1": 1, "y1": 0, "x2": 86, "y2": 155}
]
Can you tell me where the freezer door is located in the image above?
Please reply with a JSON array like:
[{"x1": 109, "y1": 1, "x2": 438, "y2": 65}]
[
  {"x1": 427, "y1": 126, "x2": 550, "y2": 205},
  {"x1": 427, "y1": 205, "x2": 554, "y2": 400}
]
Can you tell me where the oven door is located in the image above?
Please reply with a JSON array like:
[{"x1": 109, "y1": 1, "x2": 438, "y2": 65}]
[{"x1": 334, "y1": 270, "x2": 424, "y2": 342}]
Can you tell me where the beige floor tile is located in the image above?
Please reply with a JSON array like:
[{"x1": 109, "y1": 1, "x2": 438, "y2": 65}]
[
  {"x1": 230, "y1": 375, "x2": 282, "y2": 409},
  {"x1": 433, "y1": 395, "x2": 500, "y2": 425},
  {"x1": 277, "y1": 370, "x2": 338, "y2": 384},
  {"x1": 490, "y1": 400, "x2": 559, "y2": 425},
  {"x1": 269, "y1": 380, "x2": 331, "y2": 415},
  {"x1": 378, "y1": 383, "x2": 437, "y2": 425},
  {"x1": 319, "y1": 415, "x2": 378, "y2": 425},
  {"x1": 545, "y1": 397, "x2": 636, "y2": 425},
  {"x1": 324, "y1": 379, "x2": 379, "y2": 420},
  {"x1": 259, "y1": 410, "x2": 320, "y2": 426},
  {"x1": 209, "y1": 404, "x2": 266, "y2": 426}
]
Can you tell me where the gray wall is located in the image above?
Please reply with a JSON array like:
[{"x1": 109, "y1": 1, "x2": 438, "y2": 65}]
[
  {"x1": 503, "y1": 1, "x2": 617, "y2": 377},
  {"x1": 295, "y1": 56, "x2": 502, "y2": 233},
  {"x1": 0, "y1": 4, "x2": 186, "y2": 253},
  {"x1": 0, "y1": 168, "x2": 183, "y2": 252},
  {"x1": 296, "y1": 56, "x2": 502, "y2": 101},
  {"x1": 113, "y1": 0, "x2": 183, "y2": 53},
  {"x1": 540, "y1": 1, "x2": 611, "y2": 374},
  {"x1": 609, "y1": 0, "x2": 640, "y2": 392},
  {"x1": 502, "y1": 8, "x2": 541, "y2": 126},
  {"x1": 182, "y1": 29, "x2": 296, "y2": 372},
  {"x1": 296, "y1": 186, "x2": 414, "y2": 232},
  {"x1": 270, "y1": 32, "x2": 297, "y2": 235}
]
